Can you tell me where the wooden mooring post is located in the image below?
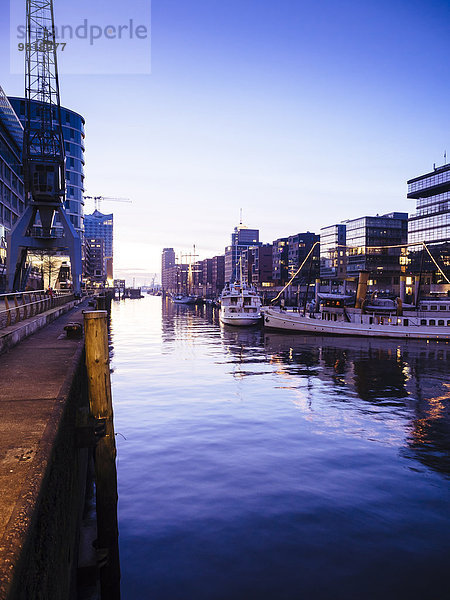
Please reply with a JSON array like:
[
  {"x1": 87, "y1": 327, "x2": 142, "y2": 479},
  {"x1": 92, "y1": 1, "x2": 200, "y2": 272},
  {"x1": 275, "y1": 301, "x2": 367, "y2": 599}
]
[{"x1": 84, "y1": 310, "x2": 121, "y2": 599}]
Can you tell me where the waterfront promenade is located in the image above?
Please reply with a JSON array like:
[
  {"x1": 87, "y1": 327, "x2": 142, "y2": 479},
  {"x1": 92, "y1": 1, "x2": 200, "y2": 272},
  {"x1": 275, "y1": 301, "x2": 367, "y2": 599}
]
[{"x1": 0, "y1": 302, "x2": 87, "y2": 599}]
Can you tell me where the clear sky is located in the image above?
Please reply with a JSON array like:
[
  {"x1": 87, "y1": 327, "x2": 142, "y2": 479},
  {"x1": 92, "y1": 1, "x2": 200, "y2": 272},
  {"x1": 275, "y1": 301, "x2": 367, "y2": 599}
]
[{"x1": 1, "y1": 0, "x2": 450, "y2": 284}]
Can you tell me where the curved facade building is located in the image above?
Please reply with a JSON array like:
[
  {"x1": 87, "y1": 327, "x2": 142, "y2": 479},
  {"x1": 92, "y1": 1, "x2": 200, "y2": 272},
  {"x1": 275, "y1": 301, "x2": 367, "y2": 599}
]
[
  {"x1": 0, "y1": 87, "x2": 25, "y2": 290},
  {"x1": 8, "y1": 97, "x2": 85, "y2": 234}
]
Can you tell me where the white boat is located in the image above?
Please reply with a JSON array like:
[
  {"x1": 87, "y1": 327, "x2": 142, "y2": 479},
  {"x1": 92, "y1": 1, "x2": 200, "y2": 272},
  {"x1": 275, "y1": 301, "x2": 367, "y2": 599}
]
[
  {"x1": 263, "y1": 294, "x2": 450, "y2": 340},
  {"x1": 219, "y1": 281, "x2": 262, "y2": 326}
]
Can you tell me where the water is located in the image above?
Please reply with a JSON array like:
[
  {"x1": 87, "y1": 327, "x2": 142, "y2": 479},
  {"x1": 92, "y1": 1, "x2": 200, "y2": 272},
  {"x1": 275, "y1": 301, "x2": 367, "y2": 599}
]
[{"x1": 111, "y1": 296, "x2": 450, "y2": 600}]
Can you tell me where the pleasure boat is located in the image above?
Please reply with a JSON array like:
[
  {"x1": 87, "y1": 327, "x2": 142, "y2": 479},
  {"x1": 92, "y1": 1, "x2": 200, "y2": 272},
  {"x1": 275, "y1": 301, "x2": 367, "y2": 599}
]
[
  {"x1": 263, "y1": 293, "x2": 450, "y2": 340},
  {"x1": 219, "y1": 282, "x2": 262, "y2": 326}
]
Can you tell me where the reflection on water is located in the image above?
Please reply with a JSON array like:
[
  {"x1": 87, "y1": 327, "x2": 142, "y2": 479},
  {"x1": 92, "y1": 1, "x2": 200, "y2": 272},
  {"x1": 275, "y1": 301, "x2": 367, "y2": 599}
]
[{"x1": 112, "y1": 297, "x2": 450, "y2": 600}]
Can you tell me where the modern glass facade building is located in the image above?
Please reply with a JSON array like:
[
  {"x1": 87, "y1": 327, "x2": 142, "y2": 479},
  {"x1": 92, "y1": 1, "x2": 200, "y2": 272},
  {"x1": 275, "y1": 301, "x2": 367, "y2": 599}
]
[
  {"x1": 9, "y1": 97, "x2": 85, "y2": 234},
  {"x1": 0, "y1": 87, "x2": 25, "y2": 290},
  {"x1": 225, "y1": 225, "x2": 260, "y2": 282},
  {"x1": 84, "y1": 210, "x2": 113, "y2": 280},
  {"x1": 345, "y1": 212, "x2": 408, "y2": 291},
  {"x1": 320, "y1": 224, "x2": 346, "y2": 280},
  {"x1": 407, "y1": 163, "x2": 450, "y2": 284}
]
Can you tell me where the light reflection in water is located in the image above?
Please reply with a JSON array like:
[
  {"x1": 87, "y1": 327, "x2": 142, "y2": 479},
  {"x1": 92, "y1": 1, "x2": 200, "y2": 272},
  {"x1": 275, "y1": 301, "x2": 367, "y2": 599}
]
[{"x1": 111, "y1": 297, "x2": 450, "y2": 600}]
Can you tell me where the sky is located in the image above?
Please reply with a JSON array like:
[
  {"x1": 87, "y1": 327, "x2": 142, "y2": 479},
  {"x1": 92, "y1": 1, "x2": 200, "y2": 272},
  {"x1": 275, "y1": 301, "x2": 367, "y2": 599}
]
[{"x1": 1, "y1": 0, "x2": 450, "y2": 284}]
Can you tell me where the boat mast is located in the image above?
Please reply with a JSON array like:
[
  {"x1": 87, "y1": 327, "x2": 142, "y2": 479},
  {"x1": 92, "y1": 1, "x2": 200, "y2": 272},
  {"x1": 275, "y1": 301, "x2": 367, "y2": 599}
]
[{"x1": 415, "y1": 246, "x2": 425, "y2": 308}]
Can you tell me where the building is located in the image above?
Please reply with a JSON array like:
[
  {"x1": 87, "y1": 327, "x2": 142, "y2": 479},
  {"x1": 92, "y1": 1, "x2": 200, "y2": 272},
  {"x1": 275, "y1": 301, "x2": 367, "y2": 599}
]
[
  {"x1": 0, "y1": 87, "x2": 24, "y2": 290},
  {"x1": 407, "y1": 163, "x2": 450, "y2": 289},
  {"x1": 320, "y1": 224, "x2": 346, "y2": 280},
  {"x1": 247, "y1": 243, "x2": 273, "y2": 286},
  {"x1": 287, "y1": 232, "x2": 320, "y2": 283},
  {"x1": 193, "y1": 260, "x2": 204, "y2": 292},
  {"x1": 345, "y1": 212, "x2": 408, "y2": 293},
  {"x1": 272, "y1": 237, "x2": 289, "y2": 284},
  {"x1": 161, "y1": 248, "x2": 176, "y2": 292},
  {"x1": 84, "y1": 210, "x2": 113, "y2": 281},
  {"x1": 201, "y1": 258, "x2": 213, "y2": 296},
  {"x1": 9, "y1": 97, "x2": 86, "y2": 235},
  {"x1": 85, "y1": 237, "x2": 105, "y2": 283},
  {"x1": 211, "y1": 254, "x2": 225, "y2": 294},
  {"x1": 225, "y1": 225, "x2": 260, "y2": 283}
]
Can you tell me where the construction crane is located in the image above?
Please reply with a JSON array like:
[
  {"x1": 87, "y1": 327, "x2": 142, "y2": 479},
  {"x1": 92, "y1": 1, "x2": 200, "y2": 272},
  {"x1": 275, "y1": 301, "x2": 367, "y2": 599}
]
[
  {"x1": 84, "y1": 196, "x2": 132, "y2": 211},
  {"x1": 7, "y1": 0, "x2": 82, "y2": 293}
]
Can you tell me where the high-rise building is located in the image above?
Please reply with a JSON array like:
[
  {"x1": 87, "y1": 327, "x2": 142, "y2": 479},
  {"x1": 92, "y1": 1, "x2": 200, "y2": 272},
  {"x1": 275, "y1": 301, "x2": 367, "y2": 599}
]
[
  {"x1": 345, "y1": 212, "x2": 408, "y2": 292},
  {"x1": 225, "y1": 225, "x2": 260, "y2": 282},
  {"x1": 407, "y1": 163, "x2": 450, "y2": 286},
  {"x1": 84, "y1": 210, "x2": 113, "y2": 281},
  {"x1": 0, "y1": 87, "x2": 24, "y2": 290},
  {"x1": 161, "y1": 247, "x2": 175, "y2": 292},
  {"x1": 320, "y1": 224, "x2": 346, "y2": 280},
  {"x1": 9, "y1": 97, "x2": 85, "y2": 234}
]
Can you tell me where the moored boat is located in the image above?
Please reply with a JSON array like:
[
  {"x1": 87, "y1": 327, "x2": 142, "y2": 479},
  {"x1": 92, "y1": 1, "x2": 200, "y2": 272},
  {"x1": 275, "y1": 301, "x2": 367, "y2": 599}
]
[
  {"x1": 171, "y1": 293, "x2": 196, "y2": 305},
  {"x1": 263, "y1": 294, "x2": 450, "y2": 340},
  {"x1": 219, "y1": 281, "x2": 262, "y2": 326}
]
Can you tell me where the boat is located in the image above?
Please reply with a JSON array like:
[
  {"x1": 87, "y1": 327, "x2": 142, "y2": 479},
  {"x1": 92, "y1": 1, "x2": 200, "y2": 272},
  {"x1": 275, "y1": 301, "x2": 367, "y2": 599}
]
[
  {"x1": 219, "y1": 281, "x2": 262, "y2": 326},
  {"x1": 263, "y1": 293, "x2": 450, "y2": 340},
  {"x1": 171, "y1": 293, "x2": 196, "y2": 305}
]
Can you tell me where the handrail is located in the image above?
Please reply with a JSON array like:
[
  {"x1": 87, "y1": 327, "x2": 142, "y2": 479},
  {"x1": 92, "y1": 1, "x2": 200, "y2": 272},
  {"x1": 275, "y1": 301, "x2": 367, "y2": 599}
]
[
  {"x1": 0, "y1": 289, "x2": 73, "y2": 299},
  {"x1": 0, "y1": 290, "x2": 75, "y2": 330}
]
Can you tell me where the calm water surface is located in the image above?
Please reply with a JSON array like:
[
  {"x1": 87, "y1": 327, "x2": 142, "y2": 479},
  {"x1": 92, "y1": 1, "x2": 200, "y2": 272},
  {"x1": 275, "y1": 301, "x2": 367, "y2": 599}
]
[{"x1": 110, "y1": 297, "x2": 450, "y2": 600}]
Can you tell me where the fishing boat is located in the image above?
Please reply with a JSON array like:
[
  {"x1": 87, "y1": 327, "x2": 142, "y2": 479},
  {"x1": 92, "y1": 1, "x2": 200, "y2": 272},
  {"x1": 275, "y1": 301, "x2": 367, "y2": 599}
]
[
  {"x1": 263, "y1": 294, "x2": 450, "y2": 340},
  {"x1": 219, "y1": 281, "x2": 262, "y2": 326}
]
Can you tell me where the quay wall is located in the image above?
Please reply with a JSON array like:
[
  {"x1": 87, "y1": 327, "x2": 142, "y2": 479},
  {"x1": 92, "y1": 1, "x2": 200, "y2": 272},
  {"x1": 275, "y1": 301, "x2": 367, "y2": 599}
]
[{"x1": 0, "y1": 306, "x2": 91, "y2": 600}]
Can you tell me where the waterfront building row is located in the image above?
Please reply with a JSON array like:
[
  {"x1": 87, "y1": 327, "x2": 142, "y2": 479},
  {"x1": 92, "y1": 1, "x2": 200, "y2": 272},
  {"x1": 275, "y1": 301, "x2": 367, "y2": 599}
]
[{"x1": 162, "y1": 161, "x2": 450, "y2": 299}]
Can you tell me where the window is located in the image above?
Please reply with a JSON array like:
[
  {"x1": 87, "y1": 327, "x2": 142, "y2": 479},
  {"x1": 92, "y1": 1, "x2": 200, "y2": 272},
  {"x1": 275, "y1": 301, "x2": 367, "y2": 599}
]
[
  {"x1": 421, "y1": 319, "x2": 427, "y2": 325},
  {"x1": 439, "y1": 305, "x2": 447, "y2": 311},
  {"x1": 438, "y1": 320, "x2": 444, "y2": 326},
  {"x1": 430, "y1": 305, "x2": 438, "y2": 311},
  {"x1": 429, "y1": 320, "x2": 436, "y2": 326}
]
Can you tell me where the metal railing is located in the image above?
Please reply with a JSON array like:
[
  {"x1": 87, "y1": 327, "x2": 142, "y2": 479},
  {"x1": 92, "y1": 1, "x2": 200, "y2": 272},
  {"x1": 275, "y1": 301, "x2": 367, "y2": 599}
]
[{"x1": 0, "y1": 289, "x2": 75, "y2": 330}]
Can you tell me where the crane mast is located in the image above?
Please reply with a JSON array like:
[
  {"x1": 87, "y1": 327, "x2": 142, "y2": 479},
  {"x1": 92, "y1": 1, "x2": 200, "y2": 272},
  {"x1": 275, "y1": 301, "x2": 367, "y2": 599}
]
[{"x1": 7, "y1": 0, "x2": 82, "y2": 294}]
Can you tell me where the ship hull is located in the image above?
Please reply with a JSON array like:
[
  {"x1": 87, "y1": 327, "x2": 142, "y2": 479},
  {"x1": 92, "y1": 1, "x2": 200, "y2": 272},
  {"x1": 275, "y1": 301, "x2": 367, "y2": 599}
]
[{"x1": 220, "y1": 314, "x2": 261, "y2": 327}]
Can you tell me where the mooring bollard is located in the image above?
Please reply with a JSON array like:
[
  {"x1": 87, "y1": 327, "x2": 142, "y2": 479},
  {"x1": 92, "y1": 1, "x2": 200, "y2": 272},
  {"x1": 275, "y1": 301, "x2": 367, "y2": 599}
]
[
  {"x1": 83, "y1": 310, "x2": 121, "y2": 599},
  {"x1": 96, "y1": 295, "x2": 106, "y2": 311}
]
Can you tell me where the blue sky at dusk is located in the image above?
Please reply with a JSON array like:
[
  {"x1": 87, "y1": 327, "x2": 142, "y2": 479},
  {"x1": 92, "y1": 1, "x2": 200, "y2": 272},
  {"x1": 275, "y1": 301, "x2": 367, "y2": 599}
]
[{"x1": 1, "y1": 0, "x2": 449, "y2": 283}]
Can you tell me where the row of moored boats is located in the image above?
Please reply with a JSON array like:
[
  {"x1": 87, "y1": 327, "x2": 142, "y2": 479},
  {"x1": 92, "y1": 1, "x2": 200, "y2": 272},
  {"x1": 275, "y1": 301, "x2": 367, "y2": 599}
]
[{"x1": 170, "y1": 282, "x2": 450, "y2": 340}]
